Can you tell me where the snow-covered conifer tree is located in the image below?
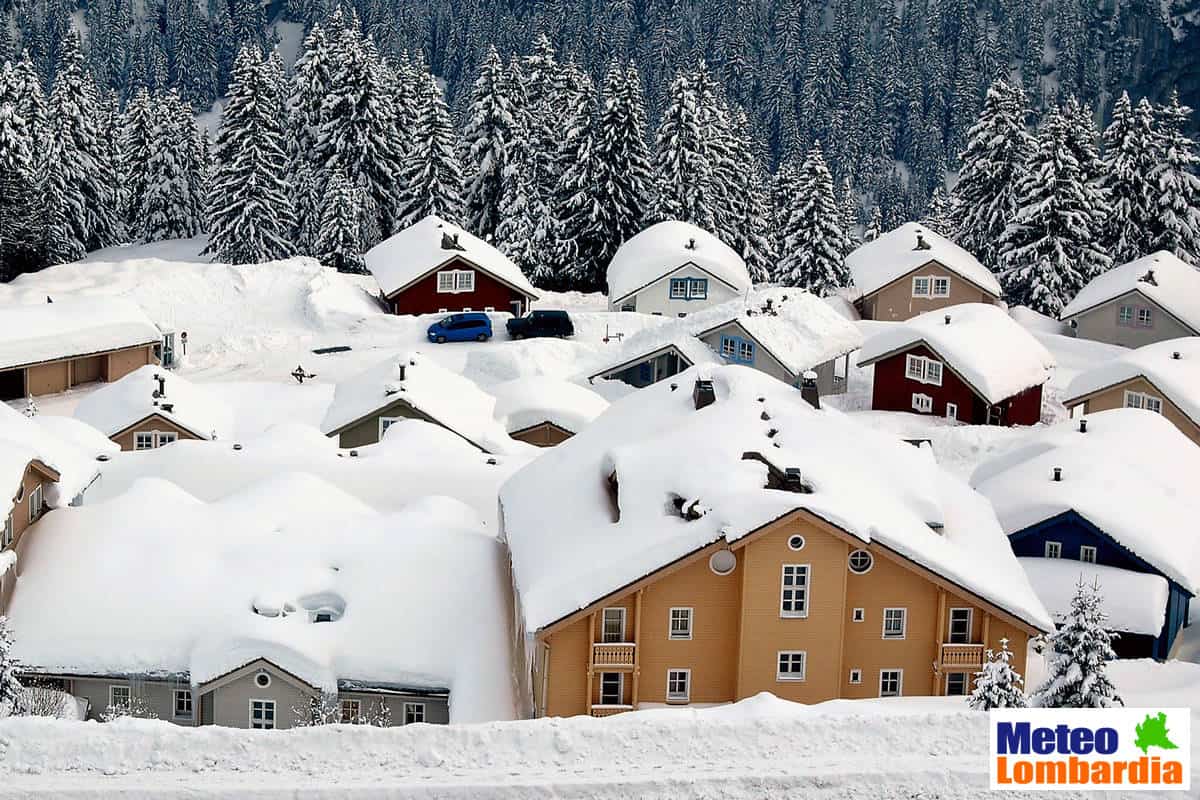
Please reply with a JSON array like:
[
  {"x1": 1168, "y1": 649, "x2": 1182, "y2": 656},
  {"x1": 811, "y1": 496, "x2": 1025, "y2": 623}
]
[
  {"x1": 1101, "y1": 93, "x2": 1158, "y2": 264},
  {"x1": 395, "y1": 73, "x2": 464, "y2": 229},
  {"x1": 837, "y1": 177, "x2": 861, "y2": 256},
  {"x1": 287, "y1": 22, "x2": 335, "y2": 249},
  {"x1": 0, "y1": 63, "x2": 42, "y2": 279},
  {"x1": 591, "y1": 61, "x2": 653, "y2": 267},
  {"x1": 864, "y1": 206, "x2": 883, "y2": 242},
  {"x1": 140, "y1": 92, "x2": 204, "y2": 242},
  {"x1": 968, "y1": 637, "x2": 1027, "y2": 711},
  {"x1": 921, "y1": 187, "x2": 952, "y2": 236},
  {"x1": 730, "y1": 108, "x2": 776, "y2": 283},
  {"x1": 776, "y1": 143, "x2": 846, "y2": 295},
  {"x1": 652, "y1": 69, "x2": 714, "y2": 230},
  {"x1": 314, "y1": 169, "x2": 365, "y2": 273},
  {"x1": 461, "y1": 47, "x2": 519, "y2": 241},
  {"x1": 1150, "y1": 91, "x2": 1200, "y2": 265},
  {"x1": 550, "y1": 65, "x2": 606, "y2": 291},
  {"x1": 119, "y1": 88, "x2": 155, "y2": 227},
  {"x1": 0, "y1": 616, "x2": 25, "y2": 717},
  {"x1": 1031, "y1": 580, "x2": 1123, "y2": 709}
]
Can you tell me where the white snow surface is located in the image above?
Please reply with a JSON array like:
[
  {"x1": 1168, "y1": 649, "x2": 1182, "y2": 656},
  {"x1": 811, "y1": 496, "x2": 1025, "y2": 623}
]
[
  {"x1": 606, "y1": 220, "x2": 751, "y2": 303},
  {"x1": 491, "y1": 377, "x2": 609, "y2": 434},
  {"x1": 857, "y1": 303, "x2": 1056, "y2": 404},
  {"x1": 846, "y1": 222, "x2": 1001, "y2": 299},
  {"x1": 1017, "y1": 557, "x2": 1169, "y2": 637},
  {"x1": 971, "y1": 408, "x2": 1200, "y2": 593},
  {"x1": 0, "y1": 404, "x2": 114, "y2": 507},
  {"x1": 1060, "y1": 250, "x2": 1200, "y2": 330},
  {"x1": 502, "y1": 365, "x2": 1053, "y2": 635},
  {"x1": 6, "y1": 473, "x2": 516, "y2": 722},
  {"x1": 365, "y1": 214, "x2": 538, "y2": 298},
  {"x1": 1064, "y1": 336, "x2": 1200, "y2": 424},
  {"x1": 72, "y1": 365, "x2": 235, "y2": 440},
  {"x1": 0, "y1": 296, "x2": 161, "y2": 370}
]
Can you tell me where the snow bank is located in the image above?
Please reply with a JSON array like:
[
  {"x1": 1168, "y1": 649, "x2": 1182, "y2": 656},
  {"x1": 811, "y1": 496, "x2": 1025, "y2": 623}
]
[
  {"x1": 846, "y1": 222, "x2": 1000, "y2": 299},
  {"x1": 491, "y1": 377, "x2": 609, "y2": 434},
  {"x1": 606, "y1": 220, "x2": 751, "y2": 303},
  {"x1": 1064, "y1": 336, "x2": 1200, "y2": 424},
  {"x1": 858, "y1": 303, "x2": 1056, "y2": 404},
  {"x1": 1017, "y1": 557, "x2": 1168, "y2": 636},
  {"x1": 0, "y1": 297, "x2": 161, "y2": 371},
  {"x1": 502, "y1": 364, "x2": 1052, "y2": 635},
  {"x1": 0, "y1": 404, "x2": 113, "y2": 507},
  {"x1": 73, "y1": 365, "x2": 235, "y2": 440},
  {"x1": 1060, "y1": 251, "x2": 1200, "y2": 330}
]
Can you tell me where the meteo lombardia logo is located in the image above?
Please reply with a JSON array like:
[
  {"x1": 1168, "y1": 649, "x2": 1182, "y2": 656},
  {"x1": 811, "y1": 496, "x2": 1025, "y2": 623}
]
[{"x1": 990, "y1": 708, "x2": 1191, "y2": 791}]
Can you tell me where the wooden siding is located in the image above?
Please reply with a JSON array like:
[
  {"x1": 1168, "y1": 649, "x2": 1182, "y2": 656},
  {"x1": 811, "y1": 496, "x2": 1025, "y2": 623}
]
[
  {"x1": 70, "y1": 355, "x2": 104, "y2": 385},
  {"x1": 111, "y1": 414, "x2": 204, "y2": 451},
  {"x1": 510, "y1": 422, "x2": 574, "y2": 447},
  {"x1": 26, "y1": 361, "x2": 69, "y2": 396},
  {"x1": 1070, "y1": 376, "x2": 1200, "y2": 447},
  {"x1": 1067, "y1": 291, "x2": 1196, "y2": 349},
  {"x1": 16, "y1": 345, "x2": 155, "y2": 399},
  {"x1": 106, "y1": 346, "x2": 154, "y2": 382},
  {"x1": 859, "y1": 260, "x2": 998, "y2": 321},
  {"x1": 387, "y1": 256, "x2": 532, "y2": 316},
  {"x1": 332, "y1": 397, "x2": 484, "y2": 451}
]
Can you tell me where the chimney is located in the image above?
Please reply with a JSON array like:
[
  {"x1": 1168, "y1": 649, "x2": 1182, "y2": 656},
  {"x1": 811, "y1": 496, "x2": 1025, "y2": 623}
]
[
  {"x1": 440, "y1": 231, "x2": 465, "y2": 251},
  {"x1": 1140, "y1": 269, "x2": 1158, "y2": 287},
  {"x1": 693, "y1": 379, "x2": 716, "y2": 410},
  {"x1": 1173, "y1": 351, "x2": 1182, "y2": 360},
  {"x1": 160, "y1": 403, "x2": 174, "y2": 413},
  {"x1": 1078, "y1": 419, "x2": 1087, "y2": 433},
  {"x1": 685, "y1": 237, "x2": 696, "y2": 250},
  {"x1": 1052, "y1": 467, "x2": 1063, "y2": 482},
  {"x1": 800, "y1": 370, "x2": 820, "y2": 409},
  {"x1": 154, "y1": 373, "x2": 166, "y2": 398},
  {"x1": 782, "y1": 467, "x2": 805, "y2": 493},
  {"x1": 398, "y1": 363, "x2": 406, "y2": 381},
  {"x1": 914, "y1": 232, "x2": 931, "y2": 251},
  {"x1": 944, "y1": 314, "x2": 951, "y2": 325}
]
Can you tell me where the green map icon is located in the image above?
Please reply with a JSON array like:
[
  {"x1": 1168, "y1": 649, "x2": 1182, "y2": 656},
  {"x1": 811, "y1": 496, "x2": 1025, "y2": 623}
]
[{"x1": 1134, "y1": 712, "x2": 1180, "y2": 754}]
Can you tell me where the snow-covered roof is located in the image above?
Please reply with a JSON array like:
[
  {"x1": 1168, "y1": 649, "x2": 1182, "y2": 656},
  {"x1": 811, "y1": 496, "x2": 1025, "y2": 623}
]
[
  {"x1": 364, "y1": 214, "x2": 538, "y2": 299},
  {"x1": 584, "y1": 288, "x2": 862, "y2": 381},
  {"x1": 491, "y1": 377, "x2": 609, "y2": 434},
  {"x1": 1064, "y1": 337, "x2": 1200, "y2": 425},
  {"x1": 846, "y1": 223, "x2": 1001, "y2": 300},
  {"x1": 319, "y1": 352, "x2": 527, "y2": 454},
  {"x1": 1060, "y1": 251, "x2": 1200, "y2": 331},
  {"x1": 0, "y1": 297, "x2": 161, "y2": 371},
  {"x1": 606, "y1": 221, "x2": 752, "y2": 303},
  {"x1": 6, "y1": 473, "x2": 516, "y2": 722},
  {"x1": 1017, "y1": 558, "x2": 1169, "y2": 637},
  {"x1": 502, "y1": 365, "x2": 1053, "y2": 636},
  {"x1": 72, "y1": 365, "x2": 235, "y2": 440},
  {"x1": 0, "y1": 405, "x2": 116, "y2": 507},
  {"x1": 857, "y1": 303, "x2": 1056, "y2": 404},
  {"x1": 971, "y1": 409, "x2": 1200, "y2": 594}
]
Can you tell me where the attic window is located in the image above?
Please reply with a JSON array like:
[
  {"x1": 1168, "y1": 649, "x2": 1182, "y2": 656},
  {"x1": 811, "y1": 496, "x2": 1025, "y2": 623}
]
[
  {"x1": 847, "y1": 550, "x2": 874, "y2": 574},
  {"x1": 255, "y1": 672, "x2": 272, "y2": 689}
]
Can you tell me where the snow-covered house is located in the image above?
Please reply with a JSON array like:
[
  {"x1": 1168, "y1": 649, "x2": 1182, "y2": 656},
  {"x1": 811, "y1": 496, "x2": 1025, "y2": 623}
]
[
  {"x1": 857, "y1": 303, "x2": 1055, "y2": 425},
  {"x1": 1060, "y1": 252, "x2": 1200, "y2": 348},
  {"x1": 585, "y1": 289, "x2": 862, "y2": 394},
  {"x1": 491, "y1": 377, "x2": 609, "y2": 446},
  {"x1": 971, "y1": 409, "x2": 1200, "y2": 660},
  {"x1": 320, "y1": 352, "x2": 524, "y2": 453},
  {"x1": 847, "y1": 223, "x2": 1001, "y2": 321},
  {"x1": 5, "y1": 473, "x2": 516, "y2": 727},
  {"x1": 1063, "y1": 337, "x2": 1200, "y2": 447},
  {"x1": 606, "y1": 221, "x2": 753, "y2": 315},
  {"x1": 0, "y1": 298, "x2": 167, "y2": 400},
  {"x1": 365, "y1": 214, "x2": 539, "y2": 317},
  {"x1": 500, "y1": 366, "x2": 1052, "y2": 718},
  {"x1": 72, "y1": 365, "x2": 235, "y2": 451}
]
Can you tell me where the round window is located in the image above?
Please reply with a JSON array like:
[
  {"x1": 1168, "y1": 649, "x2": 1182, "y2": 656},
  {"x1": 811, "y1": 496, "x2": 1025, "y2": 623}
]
[
  {"x1": 709, "y1": 549, "x2": 737, "y2": 576},
  {"x1": 787, "y1": 535, "x2": 805, "y2": 551},
  {"x1": 847, "y1": 549, "x2": 874, "y2": 574},
  {"x1": 254, "y1": 672, "x2": 271, "y2": 688}
]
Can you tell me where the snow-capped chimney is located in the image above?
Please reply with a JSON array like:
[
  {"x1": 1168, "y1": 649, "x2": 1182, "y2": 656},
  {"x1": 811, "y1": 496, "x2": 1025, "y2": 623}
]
[
  {"x1": 1140, "y1": 269, "x2": 1158, "y2": 286},
  {"x1": 800, "y1": 370, "x2": 820, "y2": 410},
  {"x1": 440, "y1": 232, "x2": 465, "y2": 252},
  {"x1": 398, "y1": 363, "x2": 407, "y2": 381},
  {"x1": 1079, "y1": 419, "x2": 1087, "y2": 433},
  {"x1": 914, "y1": 232, "x2": 931, "y2": 251},
  {"x1": 685, "y1": 237, "x2": 697, "y2": 250},
  {"x1": 1052, "y1": 467, "x2": 1063, "y2": 482},
  {"x1": 944, "y1": 314, "x2": 951, "y2": 325},
  {"x1": 1173, "y1": 351, "x2": 1182, "y2": 360},
  {"x1": 153, "y1": 373, "x2": 166, "y2": 398},
  {"x1": 693, "y1": 378, "x2": 716, "y2": 410}
]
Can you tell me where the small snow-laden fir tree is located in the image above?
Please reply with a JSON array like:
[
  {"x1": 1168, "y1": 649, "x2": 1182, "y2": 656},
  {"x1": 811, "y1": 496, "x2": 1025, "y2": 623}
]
[
  {"x1": 293, "y1": 692, "x2": 341, "y2": 726},
  {"x1": 968, "y1": 637, "x2": 1027, "y2": 711},
  {"x1": 495, "y1": 135, "x2": 549, "y2": 279},
  {"x1": 1150, "y1": 91, "x2": 1200, "y2": 266},
  {"x1": 1031, "y1": 579, "x2": 1123, "y2": 709},
  {"x1": 314, "y1": 169, "x2": 365, "y2": 273},
  {"x1": 0, "y1": 66, "x2": 43, "y2": 280},
  {"x1": 461, "y1": 47, "x2": 520, "y2": 242},
  {"x1": 287, "y1": 22, "x2": 336, "y2": 249},
  {"x1": 864, "y1": 206, "x2": 883, "y2": 242},
  {"x1": 592, "y1": 61, "x2": 653, "y2": 270},
  {"x1": 837, "y1": 176, "x2": 861, "y2": 257},
  {"x1": 101, "y1": 692, "x2": 159, "y2": 721},
  {"x1": 1060, "y1": 94, "x2": 1112, "y2": 269},
  {"x1": 0, "y1": 615, "x2": 26, "y2": 717},
  {"x1": 520, "y1": 34, "x2": 565, "y2": 215},
  {"x1": 777, "y1": 143, "x2": 847, "y2": 295},
  {"x1": 921, "y1": 186, "x2": 953, "y2": 237},
  {"x1": 118, "y1": 88, "x2": 155, "y2": 228},
  {"x1": 1101, "y1": 93, "x2": 1158, "y2": 265},
  {"x1": 395, "y1": 73, "x2": 464, "y2": 230},
  {"x1": 140, "y1": 92, "x2": 205, "y2": 242},
  {"x1": 652, "y1": 69, "x2": 715, "y2": 231},
  {"x1": 22, "y1": 394, "x2": 37, "y2": 418}
]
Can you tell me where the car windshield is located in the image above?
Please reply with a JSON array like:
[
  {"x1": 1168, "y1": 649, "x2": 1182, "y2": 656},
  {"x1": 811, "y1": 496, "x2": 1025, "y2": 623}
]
[{"x1": 439, "y1": 316, "x2": 454, "y2": 326}]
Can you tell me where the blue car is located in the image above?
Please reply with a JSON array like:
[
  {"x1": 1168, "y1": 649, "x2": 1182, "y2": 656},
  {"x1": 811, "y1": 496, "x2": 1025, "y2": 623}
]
[{"x1": 426, "y1": 313, "x2": 493, "y2": 343}]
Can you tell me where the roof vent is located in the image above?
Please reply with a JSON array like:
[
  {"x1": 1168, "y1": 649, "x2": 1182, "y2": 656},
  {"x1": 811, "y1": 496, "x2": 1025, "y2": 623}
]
[
  {"x1": 693, "y1": 379, "x2": 716, "y2": 410},
  {"x1": 800, "y1": 371, "x2": 820, "y2": 409},
  {"x1": 1078, "y1": 419, "x2": 1087, "y2": 433},
  {"x1": 349, "y1": 449, "x2": 359, "y2": 457},
  {"x1": 782, "y1": 467, "x2": 806, "y2": 493},
  {"x1": 760, "y1": 410, "x2": 771, "y2": 421},
  {"x1": 441, "y1": 232, "x2": 465, "y2": 251},
  {"x1": 486, "y1": 457, "x2": 497, "y2": 465},
  {"x1": 398, "y1": 363, "x2": 406, "y2": 381},
  {"x1": 670, "y1": 382, "x2": 678, "y2": 391},
  {"x1": 914, "y1": 232, "x2": 931, "y2": 251},
  {"x1": 1052, "y1": 466, "x2": 1063, "y2": 482},
  {"x1": 233, "y1": 443, "x2": 243, "y2": 451},
  {"x1": 96, "y1": 454, "x2": 110, "y2": 462},
  {"x1": 685, "y1": 237, "x2": 696, "y2": 250},
  {"x1": 944, "y1": 314, "x2": 951, "y2": 325},
  {"x1": 1140, "y1": 269, "x2": 1158, "y2": 287},
  {"x1": 160, "y1": 403, "x2": 174, "y2": 413},
  {"x1": 1173, "y1": 351, "x2": 1182, "y2": 360}
]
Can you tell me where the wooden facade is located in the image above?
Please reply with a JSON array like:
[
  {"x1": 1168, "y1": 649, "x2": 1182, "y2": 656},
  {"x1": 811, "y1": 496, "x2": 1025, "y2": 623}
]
[
  {"x1": 0, "y1": 344, "x2": 156, "y2": 401},
  {"x1": 508, "y1": 422, "x2": 575, "y2": 447},
  {"x1": 110, "y1": 413, "x2": 205, "y2": 451},
  {"x1": 1066, "y1": 375, "x2": 1200, "y2": 447},
  {"x1": 857, "y1": 261, "x2": 1000, "y2": 322},
  {"x1": 1, "y1": 460, "x2": 60, "y2": 612},
  {"x1": 385, "y1": 256, "x2": 535, "y2": 317}
]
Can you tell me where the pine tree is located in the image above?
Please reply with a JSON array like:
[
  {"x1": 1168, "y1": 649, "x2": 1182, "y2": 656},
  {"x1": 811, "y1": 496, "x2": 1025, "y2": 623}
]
[
  {"x1": 0, "y1": 62, "x2": 43, "y2": 279},
  {"x1": 395, "y1": 73, "x2": 464, "y2": 230},
  {"x1": 1032, "y1": 580, "x2": 1123, "y2": 709},
  {"x1": 921, "y1": 186, "x2": 953, "y2": 236},
  {"x1": 1149, "y1": 92, "x2": 1200, "y2": 265},
  {"x1": 653, "y1": 69, "x2": 714, "y2": 229},
  {"x1": 968, "y1": 637, "x2": 1027, "y2": 711},
  {"x1": 730, "y1": 108, "x2": 776, "y2": 283},
  {"x1": 288, "y1": 22, "x2": 335, "y2": 249},
  {"x1": 864, "y1": 206, "x2": 883, "y2": 241},
  {"x1": 551, "y1": 65, "x2": 608, "y2": 292},
  {"x1": 462, "y1": 47, "x2": 520, "y2": 241},
  {"x1": 592, "y1": 61, "x2": 653, "y2": 268},
  {"x1": 0, "y1": 615, "x2": 25, "y2": 717},
  {"x1": 777, "y1": 143, "x2": 846, "y2": 295},
  {"x1": 119, "y1": 88, "x2": 155, "y2": 228},
  {"x1": 1101, "y1": 93, "x2": 1158, "y2": 265},
  {"x1": 139, "y1": 92, "x2": 205, "y2": 242},
  {"x1": 837, "y1": 177, "x2": 861, "y2": 257},
  {"x1": 314, "y1": 169, "x2": 365, "y2": 273}
]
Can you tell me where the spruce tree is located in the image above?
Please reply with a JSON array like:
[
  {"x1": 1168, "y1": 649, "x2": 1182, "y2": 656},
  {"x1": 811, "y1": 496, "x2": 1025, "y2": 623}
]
[
  {"x1": 119, "y1": 88, "x2": 155, "y2": 228},
  {"x1": 1150, "y1": 92, "x2": 1200, "y2": 265},
  {"x1": 1031, "y1": 580, "x2": 1123, "y2": 709},
  {"x1": 777, "y1": 143, "x2": 846, "y2": 295},
  {"x1": 864, "y1": 206, "x2": 883, "y2": 242},
  {"x1": 395, "y1": 73, "x2": 464, "y2": 230},
  {"x1": 653, "y1": 69, "x2": 714, "y2": 230},
  {"x1": 1101, "y1": 93, "x2": 1158, "y2": 265},
  {"x1": 140, "y1": 92, "x2": 204, "y2": 242},
  {"x1": 922, "y1": 186, "x2": 953, "y2": 236},
  {"x1": 731, "y1": 107, "x2": 776, "y2": 283},
  {"x1": 0, "y1": 615, "x2": 24, "y2": 717},
  {"x1": 462, "y1": 46, "x2": 519, "y2": 241},
  {"x1": 288, "y1": 22, "x2": 335, "y2": 249},
  {"x1": 551, "y1": 65, "x2": 608, "y2": 292},
  {"x1": 315, "y1": 169, "x2": 365, "y2": 273},
  {"x1": 968, "y1": 638, "x2": 1027, "y2": 711},
  {"x1": 592, "y1": 61, "x2": 653, "y2": 268},
  {"x1": 0, "y1": 62, "x2": 43, "y2": 279}
]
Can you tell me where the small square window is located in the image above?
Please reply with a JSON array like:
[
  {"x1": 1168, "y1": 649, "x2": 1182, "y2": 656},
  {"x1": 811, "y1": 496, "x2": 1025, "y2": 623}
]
[
  {"x1": 668, "y1": 607, "x2": 693, "y2": 640},
  {"x1": 157, "y1": 431, "x2": 178, "y2": 446},
  {"x1": 912, "y1": 393, "x2": 932, "y2": 413},
  {"x1": 1080, "y1": 545, "x2": 1097, "y2": 564},
  {"x1": 340, "y1": 699, "x2": 361, "y2": 723},
  {"x1": 738, "y1": 339, "x2": 754, "y2": 362},
  {"x1": 849, "y1": 668, "x2": 863, "y2": 684},
  {"x1": 905, "y1": 355, "x2": 924, "y2": 381},
  {"x1": 1118, "y1": 305, "x2": 1134, "y2": 324},
  {"x1": 931, "y1": 277, "x2": 950, "y2": 297},
  {"x1": 437, "y1": 271, "x2": 456, "y2": 293},
  {"x1": 669, "y1": 279, "x2": 688, "y2": 299},
  {"x1": 923, "y1": 360, "x2": 943, "y2": 386},
  {"x1": 879, "y1": 669, "x2": 903, "y2": 697},
  {"x1": 404, "y1": 702, "x2": 425, "y2": 724},
  {"x1": 666, "y1": 669, "x2": 691, "y2": 701},
  {"x1": 134, "y1": 432, "x2": 154, "y2": 450},
  {"x1": 776, "y1": 651, "x2": 807, "y2": 682},
  {"x1": 852, "y1": 607, "x2": 865, "y2": 623},
  {"x1": 1136, "y1": 307, "x2": 1152, "y2": 327},
  {"x1": 174, "y1": 689, "x2": 193, "y2": 719},
  {"x1": 946, "y1": 673, "x2": 968, "y2": 696},
  {"x1": 1144, "y1": 396, "x2": 1163, "y2": 414},
  {"x1": 912, "y1": 277, "x2": 931, "y2": 297},
  {"x1": 28, "y1": 483, "x2": 43, "y2": 524},
  {"x1": 109, "y1": 685, "x2": 131, "y2": 709},
  {"x1": 945, "y1": 402, "x2": 958, "y2": 420},
  {"x1": 1045, "y1": 541, "x2": 1062, "y2": 558},
  {"x1": 720, "y1": 336, "x2": 737, "y2": 358},
  {"x1": 688, "y1": 279, "x2": 708, "y2": 299},
  {"x1": 882, "y1": 608, "x2": 907, "y2": 639},
  {"x1": 601, "y1": 607, "x2": 626, "y2": 642}
]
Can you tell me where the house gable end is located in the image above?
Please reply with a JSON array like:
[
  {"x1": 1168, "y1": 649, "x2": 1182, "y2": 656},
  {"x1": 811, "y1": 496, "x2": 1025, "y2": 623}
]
[
  {"x1": 611, "y1": 261, "x2": 745, "y2": 305},
  {"x1": 384, "y1": 255, "x2": 537, "y2": 301},
  {"x1": 859, "y1": 259, "x2": 1001, "y2": 302},
  {"x1": 194, "y1": 657, "x2": 321, "y2": 695}
]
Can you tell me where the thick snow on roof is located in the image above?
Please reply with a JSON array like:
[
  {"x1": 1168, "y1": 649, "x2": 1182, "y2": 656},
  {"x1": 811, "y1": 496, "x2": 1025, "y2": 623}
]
[
  {"x1": 0, "y1": 405, "x2": 115, "y2": 507},
  {"x1": 502, "y1": 365, "x2": 1052, "y2": 635},
  {"x1": 491, "y1": 377, "x2": 609, "y2": 434},
  {"x1": 846, "y1": 222, "x2": 1001, "y2": 299},
  {"x1": 320, "y1": 352, "x2": 528, "y2": 454},
  {"x1": 0, "y1": 297, "x2": 161, "y2": 370},
  {"x1": 584, "y1": 288, "x2": 862, "y2": 380},
  {"x1": 1064, "y1": 337, "x2": 1200, "y2": 424},
  {"x1": 6, "y1": 473, "x2": 516, "y2": 722},
  {"x1": 1017, "y1": 558, "x2": 1168, "y2": 637},
  {"x1": 365, "y1": 214, "x2": 537, "y2": 298},
  {"x1": 1060, "y1": 251, "x2": 1200, "y2": 330},
  {"x1": 72, "y1": 365, "x2": 235, "y2": 440},
  {"x1": 858, "y1": 303, "x2": 1056, "y2": 404},
  {"x1": 971, "y1": 409, "x2": 1200, "y2": 593},
  {"x1": 607, "y1": 221, "x2": 751, "y2": 302}
]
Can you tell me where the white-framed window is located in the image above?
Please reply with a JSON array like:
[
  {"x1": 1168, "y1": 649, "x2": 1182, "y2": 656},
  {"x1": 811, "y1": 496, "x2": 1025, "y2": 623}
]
[
  {"x1": 2, "y1": 511, "x2": 12, "y2": 549},
  {"x1": 666, "y1": 669, "x2": 691, "y2": 702},
  {"x1": 847, "y1": 549, "x2": 874, "y2": 575},
  {"x1": 879, "y1": 669, "x2": 903, "y2": 697},
  {"x1": 378, "y1": 416, "x2": 403, "y2": 439},
  {"x1": 923, "y1": 360, "x2": 943, "y2": 385},
  {"x1": 946, "y1": 673, "x2": 968, "y2": 696},
  {"x1": 945, "y1": 402, "x2": 958, "y2": 420},
  {"x1": 109, "y1": 685, "x2": 131, "y2": 709},
  {"x1": 912, "y1": 393, "x2": 933, "y2": 413},
  {"x1": 1045, "y1": 541, "x2": 1062, "y2": 559},
  {"x1": 601, "y1": 607, "x2": 626, "y2": 642},
  {"x1": 599, "y1": 672, "x2": 623, "y2": 705},
  {"x1": 787, "y1": 534, "x2": 806, "y2": 551},
  {"x1": 340, "y1": 699, "x2": 361, "y2": 723},
  {"x1": 720, "y1": 337, "x2": 736, "y2": 357},
  {"x1": 948, "y1": 608, "x2": 972, "y2": 644},
  {"x1": 28, "y1": 482, "x2": 42, "y2": 524},
  {"x1": 174, "y1": 689, "x2": 193, "y2": 719},
  {"x1": 779, "y1": 564, "x2": 809, "y2": 618},
  {"x1": 1080, "y1": 545, "x2": 1097, "y2": 564},
  {"x1": 134, "y1": 431, "x2": 155, "y2": 450},
  {"x1": 403, "y1": 702, "x2": 425, "y2": 724},
  {"x1": 912, "y1": 276, "x2": 931, "y2": 297},
  {"x1": 1118, "y1": 305, "x2": 1134, "y2": 324},
  {"x1": 157, "y1": 431, "x2": 178, "y2": 446},
  {"x1": 776, "y1": 651, "x2": 807, "y2": 682},
  {"x1": 904, "y1": 355, "x2": 943, "y2": 386},
  {"x1": 931, "y1": 276, "x2": 951, "y2": 297},
  {"x1": 436, "y1": 269, "x2": 475, "y2": 293},
  {"x1": 852, "y1": 607, "x2": 865, "y2": 622},
  {"x1": 1124, "y1": 390, "x2": 1163, "y2": 414},
  {"x1": 849, "y1": 668, "x2": 863, "y2": 684},
  {"x1": 249, "y1": 699, "x2": 276, "y2": 729},
  {"x1": 882, "y1": 607, "x2": 907, "y2": 640},
  {"x1": 669, "y1": 278, "x2": 688, "y2": 299},
  {"x1": 484, "y1": 306, "x2": 495, "y2": 312},
  {"x1": 1136, "y1": 307, "x2": 1153, "y2": 327},
  {"x1": 738, "y1": 339, "x2": 753, "y2": 362},
  {"x1": 668, "y1": 607, "x2": 693, "y2": 640},
  {"x1": 688, "y1": 279, "x2": 708, "y2": 299}
]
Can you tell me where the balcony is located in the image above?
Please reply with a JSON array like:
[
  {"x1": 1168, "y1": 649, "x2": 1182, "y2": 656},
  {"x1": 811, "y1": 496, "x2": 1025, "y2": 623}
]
[
  {"x1": 592, "y1": 642, "x2": 636, "y2": 669},
  {"x1": 939, "y1": 642, "x2": 985, "y2": 670},
  {"x1": 590, "y1": 704, "x2": 633, "y2": 718}
]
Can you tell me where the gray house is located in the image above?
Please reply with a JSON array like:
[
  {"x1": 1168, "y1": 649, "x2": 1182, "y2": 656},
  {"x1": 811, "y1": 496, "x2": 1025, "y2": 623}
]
[{"x1": 1060, "y1": 252, "x2": 1200, "y2": 348}]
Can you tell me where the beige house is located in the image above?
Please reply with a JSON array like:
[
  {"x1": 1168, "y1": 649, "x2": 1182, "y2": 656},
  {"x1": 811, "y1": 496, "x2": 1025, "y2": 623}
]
[
  {"x1": 501, "y1": 366, "x2": 1052, "y2": 718},
  {"x1": 1063, "y1": 337, "x2": 1200, "y2": 447},
  {"x1": 491, "y1": 377, "x2": 609, "y2": 447},
  {"x1": 847, "y1": 223, "x2": 1001, "y2": 321}
]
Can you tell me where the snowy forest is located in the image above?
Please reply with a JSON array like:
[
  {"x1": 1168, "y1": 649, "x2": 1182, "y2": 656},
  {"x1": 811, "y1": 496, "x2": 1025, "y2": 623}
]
[{"x1": 0, "y1": 0, "x2": 1199, "y2": 315}]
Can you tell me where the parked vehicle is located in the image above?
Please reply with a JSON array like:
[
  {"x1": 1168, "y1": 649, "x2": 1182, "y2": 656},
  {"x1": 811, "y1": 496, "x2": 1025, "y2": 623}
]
[
  {"x1": 506, "y1": 310, "x2": 575, "y2": 340},
  {"x1": 427, "y1": 313, "x2": 493, "y2": 343}
]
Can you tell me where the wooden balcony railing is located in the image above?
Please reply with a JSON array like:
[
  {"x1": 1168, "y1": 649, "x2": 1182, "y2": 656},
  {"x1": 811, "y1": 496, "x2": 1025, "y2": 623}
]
[
  {"x1": 592, "y1": 642, "x2": 636, "y2": 668},
  {"x1": 590, "y1": 705, "x2": 633, "y2": 718},
  {"x1": 940, "y1": 643, "x2": 985, "y2": 669}
]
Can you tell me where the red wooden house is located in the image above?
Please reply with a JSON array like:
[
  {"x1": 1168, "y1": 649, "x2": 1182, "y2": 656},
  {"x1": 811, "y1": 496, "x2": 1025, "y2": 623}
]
[
  {"x1": 365, "y1": 215, "x2": 539, "y2": 317},
  {"x1": 857, "y1": 304, "x2": 1055, "y2": 426}
]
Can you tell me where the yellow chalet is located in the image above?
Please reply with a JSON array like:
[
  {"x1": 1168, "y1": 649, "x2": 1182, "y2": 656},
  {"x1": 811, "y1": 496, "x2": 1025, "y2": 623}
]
[{"x1": 500, "y1": 366, "x2": 1053, "y2": 718}]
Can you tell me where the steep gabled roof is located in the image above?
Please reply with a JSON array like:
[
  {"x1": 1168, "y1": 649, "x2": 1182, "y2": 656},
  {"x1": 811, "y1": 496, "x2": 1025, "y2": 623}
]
[
  {"x1": 1060, "y1": 252, "x2": 1200, "y2": 331},
  {"x1": 607, "y1": 221, "x2": 751, "y2": 303},
  {"x1": 491, "y1": 377, "x2": 609, "y2": 435},
  {"x1": 1064, "y1": 337, "x2": 1200, "y2": 427},
  {"x1": 0, "y1": 297, "x2": 161, "y2": 371},
  {"x1": 73, "y1": 365, "x2": 235, "y2": 441},
  {"x1": 847, "y1": 223, "x2": 1001, "y2": 300}
]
